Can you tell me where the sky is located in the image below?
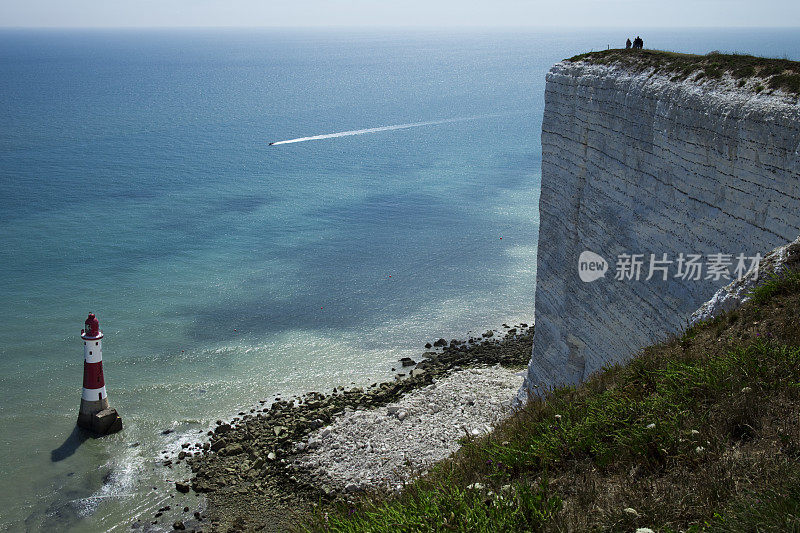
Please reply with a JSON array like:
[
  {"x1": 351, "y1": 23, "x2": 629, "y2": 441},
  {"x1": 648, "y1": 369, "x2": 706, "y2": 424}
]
[{"x1": 1, "y1": 0, "x2": 799, "y2": 28}]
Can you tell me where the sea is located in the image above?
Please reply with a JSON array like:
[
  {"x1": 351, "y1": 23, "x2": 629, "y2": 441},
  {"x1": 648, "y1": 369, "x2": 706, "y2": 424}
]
[{"x1": 1, "y1": 27, "x2": 798, "y2": 532}]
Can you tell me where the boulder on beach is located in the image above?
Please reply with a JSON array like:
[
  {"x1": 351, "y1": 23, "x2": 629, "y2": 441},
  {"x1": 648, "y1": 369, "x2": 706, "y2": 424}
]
[{"x1": 224, "y1": 443, "x2": 244, "y2": 456}]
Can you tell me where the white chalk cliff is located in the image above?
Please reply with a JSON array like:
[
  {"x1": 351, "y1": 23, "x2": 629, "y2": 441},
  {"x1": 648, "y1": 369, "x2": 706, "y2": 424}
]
[{"x1": 520, "y1": 59, "x2": 800, "y2": 400}]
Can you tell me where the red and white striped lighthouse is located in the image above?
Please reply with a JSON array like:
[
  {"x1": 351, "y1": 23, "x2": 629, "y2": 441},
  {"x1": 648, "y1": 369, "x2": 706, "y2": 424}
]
[{"x1": 77, "y1": 313, "x2": 122, "y2": 435}]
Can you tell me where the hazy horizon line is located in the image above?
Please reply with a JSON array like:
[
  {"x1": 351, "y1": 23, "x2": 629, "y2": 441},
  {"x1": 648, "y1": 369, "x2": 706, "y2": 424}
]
[{"x1": 1, "y1": 24, "x2": 799, "y2": 30}]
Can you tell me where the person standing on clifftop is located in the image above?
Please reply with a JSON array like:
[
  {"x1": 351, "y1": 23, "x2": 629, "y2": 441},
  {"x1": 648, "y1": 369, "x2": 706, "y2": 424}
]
[{"x1": 626, "y1": 38, "x2": 632, "y2": 49}]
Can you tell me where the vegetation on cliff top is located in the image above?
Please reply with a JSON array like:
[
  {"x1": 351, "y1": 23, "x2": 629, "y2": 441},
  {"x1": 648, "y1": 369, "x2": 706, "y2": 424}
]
[
  {"x1": 568, "y1": 49, "x2": 800, "y2": 95},
  {"x1": 312, "y1": 266, "x2": 800, "y2": 532}
]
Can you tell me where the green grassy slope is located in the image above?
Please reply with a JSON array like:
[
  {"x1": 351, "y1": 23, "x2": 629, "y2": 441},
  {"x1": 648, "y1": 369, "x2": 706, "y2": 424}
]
[
  {"x1": 568, "y1": 49, "x2": 800, "y2": 95},
  {"x1": 309, "y1": 269, "x2": 800, "y2": 532}
]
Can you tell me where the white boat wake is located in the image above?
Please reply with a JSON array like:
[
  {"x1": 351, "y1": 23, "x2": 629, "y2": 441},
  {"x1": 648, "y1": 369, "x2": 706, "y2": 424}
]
[{"x1": 268, "y1": 114, "x2": 502, "y2": 146}]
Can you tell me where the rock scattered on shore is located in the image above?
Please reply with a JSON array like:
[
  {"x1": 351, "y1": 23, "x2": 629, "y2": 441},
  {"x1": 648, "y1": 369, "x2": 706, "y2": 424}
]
[{"x1": 178, "y1": 324, "x2": 532, "y2": 530}]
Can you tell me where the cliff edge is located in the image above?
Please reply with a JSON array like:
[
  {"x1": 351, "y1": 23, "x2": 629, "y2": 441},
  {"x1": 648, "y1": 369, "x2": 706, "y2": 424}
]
[{"x1": 521, "y1": 51, "x2": 800, "y2": 399}]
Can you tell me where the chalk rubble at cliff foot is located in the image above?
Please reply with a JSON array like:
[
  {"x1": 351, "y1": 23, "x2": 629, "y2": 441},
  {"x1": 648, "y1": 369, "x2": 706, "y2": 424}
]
[
  {"x1": 292, "y1": 365, "x2": 521, "y2": 493},
  {"x1": 690, "y1": 235, "x2": 800, "y2": 324},
  {"x1": 520, "y1": 58, "x2": 800, "y2": 401}
]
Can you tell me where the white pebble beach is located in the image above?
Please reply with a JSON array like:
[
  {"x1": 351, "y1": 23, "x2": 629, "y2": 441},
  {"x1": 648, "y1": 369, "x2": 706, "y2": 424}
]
[{"x1": 293, "y1": 365, "x2": 523, "y2": 492}]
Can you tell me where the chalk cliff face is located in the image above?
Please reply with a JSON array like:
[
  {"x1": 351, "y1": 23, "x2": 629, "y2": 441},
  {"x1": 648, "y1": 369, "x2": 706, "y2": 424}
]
[{"x1": 520, "y1": 60, "x2": 800, "y2": 399}]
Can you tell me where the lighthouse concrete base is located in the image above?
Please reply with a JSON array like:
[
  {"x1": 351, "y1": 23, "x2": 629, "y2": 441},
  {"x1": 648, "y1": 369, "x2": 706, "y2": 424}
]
[{"x1": 77, "y1": 398, "x2": 123, "y2": 435}]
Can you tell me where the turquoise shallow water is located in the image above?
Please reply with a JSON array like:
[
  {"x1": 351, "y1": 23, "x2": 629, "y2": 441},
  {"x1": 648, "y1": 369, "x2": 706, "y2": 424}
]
[{"x1": 1, "y1": 27, "x2": 799, "y2": 531}]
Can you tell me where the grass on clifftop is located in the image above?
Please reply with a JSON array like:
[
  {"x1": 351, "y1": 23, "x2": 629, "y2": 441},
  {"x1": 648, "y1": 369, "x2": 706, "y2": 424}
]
[
  {"x1": 308, "y1": 269, "x2": 800, "y2": 532},
  {"x1": 568, "y1": 49, "x2": 800, "y2": 95}
]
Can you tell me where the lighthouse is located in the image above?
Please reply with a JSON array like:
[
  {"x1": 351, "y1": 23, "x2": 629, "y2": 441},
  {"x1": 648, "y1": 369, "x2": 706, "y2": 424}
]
[{"x1": 77, "y1": 313, "x2": 122, "y2": 435}]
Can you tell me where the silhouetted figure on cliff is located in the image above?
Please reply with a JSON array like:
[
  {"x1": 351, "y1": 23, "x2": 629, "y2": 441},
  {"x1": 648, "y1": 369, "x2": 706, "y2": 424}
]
[
  {"x1": 633, "y1": 36, "x2": 644, "y2": 49},
  {"x1": 626, "y1": 38, "x2": 632, "y2": 49}
]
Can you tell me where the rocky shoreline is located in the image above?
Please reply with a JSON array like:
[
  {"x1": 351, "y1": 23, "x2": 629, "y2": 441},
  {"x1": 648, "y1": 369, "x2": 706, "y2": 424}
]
[{"x1": 152, "y1": 323, "x2": 532, "y2": 532}]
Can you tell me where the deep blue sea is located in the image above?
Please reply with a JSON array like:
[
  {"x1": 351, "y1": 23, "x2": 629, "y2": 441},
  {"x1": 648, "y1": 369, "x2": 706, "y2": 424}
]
[{"x1": 1, "y1": 27, "x2": 798, "y2": 531}]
